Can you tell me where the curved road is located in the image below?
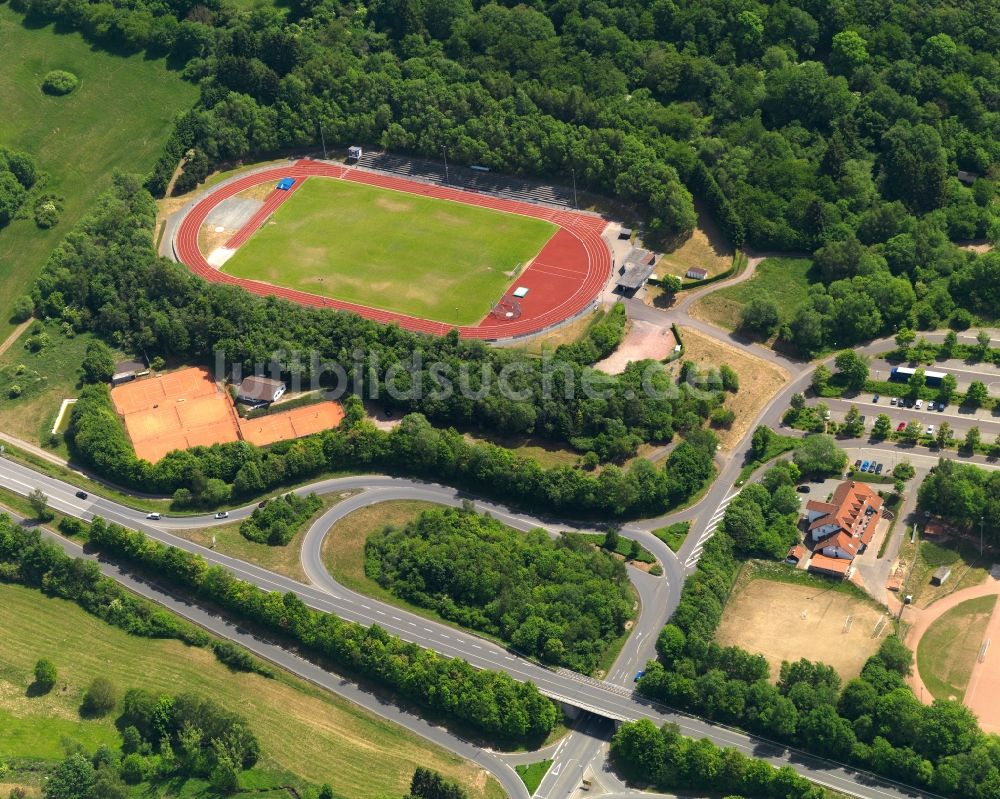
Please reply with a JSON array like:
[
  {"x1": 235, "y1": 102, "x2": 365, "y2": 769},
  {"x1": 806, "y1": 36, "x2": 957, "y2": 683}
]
[{"x1": 0, "y1": 452, "x2": 954, "y2": 799}]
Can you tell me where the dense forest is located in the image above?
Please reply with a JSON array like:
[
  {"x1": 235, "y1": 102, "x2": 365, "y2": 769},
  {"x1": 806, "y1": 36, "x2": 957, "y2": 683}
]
[
  {"x1": 10, "y1": 0, "x2": 1000, "y2": 358},
  {"x1": 917, "y1": 457, "x2": 1000, "y2": 544},
  {"x1": 637, "y1": 460, "x2": 1000, "y2": 799},
  {"x1": 365, "y1": 506, "x2": 633, "y2": 671}
]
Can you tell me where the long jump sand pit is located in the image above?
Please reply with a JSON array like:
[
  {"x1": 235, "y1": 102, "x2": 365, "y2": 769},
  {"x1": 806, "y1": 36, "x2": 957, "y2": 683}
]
[
  {"x1": 239, "y1": 401, "x2": 345, "y2": 447},
  {"x1": 111, "y1": 367, "x2": 240, "y2": 463},
  {"x1": 715, "y1": 577, "x2": 887, "y2": 681}
]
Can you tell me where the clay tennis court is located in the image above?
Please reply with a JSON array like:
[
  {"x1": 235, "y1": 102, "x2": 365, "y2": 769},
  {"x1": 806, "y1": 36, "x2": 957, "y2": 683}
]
[
  {"x1": 111, "y1": 367, "x2": 240, "y2": 463},
  {"x1": 239, "y1": 401, "x2": 345, "y2": 447}
]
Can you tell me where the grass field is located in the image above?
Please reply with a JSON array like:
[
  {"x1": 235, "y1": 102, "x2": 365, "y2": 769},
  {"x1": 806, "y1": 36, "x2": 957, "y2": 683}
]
[
  {"x1": 0, "y1": 321, "x2": 119, "y2": 450},
  {"x1": 0, "y1": 6, "x2": 197, "y2": 339},
  {"x1": 670, "y1": 326, "x2": 788, "y2": 449},
  {"x1": 655, "y1": 215, "x2": 733, "y2": 281},
  {"x1": 222, "y1": 177, "x2": 557, "y2": 326},
  {"x1": 0, "y1": 581, "x2": 502, "y2": 799},
  {"x1": 171, "y1": 491, "x2": 357, "y2": 582},
  {"x1": 918, "y1": 595, "x2": 997, "y2": 701},
  {"x1": 515, "y1": 760, "x2": 552, "y2": 793},
  {"x1": 900, "y1": 538, "x2": 990, "y2": 608},
  {"x1": 691, "y1": 257, "x2": 815, "y2": 334},
  {"x1": 715, "y1": 572, "x2": 886, "y2": 681},
  {"x1": 652, "y1": 522, "x2": 690, "y2": 552}
]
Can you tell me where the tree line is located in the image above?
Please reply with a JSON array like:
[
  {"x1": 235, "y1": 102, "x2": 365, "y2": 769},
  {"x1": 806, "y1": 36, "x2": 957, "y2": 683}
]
[
  {"x1": 554, "y1": 303, "x2": 627, "y2": 367},
  {"x1": 611, "y1": 719, "x2": 824, "y2": 799},
  {"x1": 35, "y1": 176, "x2": 722, "y2": 466},
  {"x1": 69, "y1": 383, "x2": 718, "y2": 518},
  {"x1": 0, "y1": 515, "x2": 276, "y2": 674},
  {"x1": 365, "y1": 505, "x2": 633, "y2": 672},
  {"x1": 87, "y1": 516, "x2": 558, "y2": 744},
  {"x1": 0, "y1": 146, "x2": 38, "y2": 228},
  {"x1": 636, "y1": 464, "x2": 999, "y2": 799},
  {"x1": 917, "y1": 458, "x2": 1000, "y2": 546}
]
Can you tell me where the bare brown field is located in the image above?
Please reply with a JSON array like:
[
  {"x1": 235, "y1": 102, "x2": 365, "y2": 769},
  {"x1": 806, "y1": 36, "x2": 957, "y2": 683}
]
[
  {"x1": 672, "y1": 327, "x2": 788, "y2": 449},
  {"x1": 716, "y1": 578, "x2": 886, "y2": 681}
]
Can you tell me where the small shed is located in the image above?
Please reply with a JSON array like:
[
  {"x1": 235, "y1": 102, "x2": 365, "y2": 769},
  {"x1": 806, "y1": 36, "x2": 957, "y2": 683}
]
[
  {"x1": 686, "y1": 267, "x2": 709, "y2": 280},
  {"x1": 616, "y1": 261, "x2": 656, "y2": 294},
  {"x1": 957, "y1": 170, "x2": 979, "y2": 186},
  {"x1": 111, "y1": 359, "x2": 148, "y2": 386},
  {"x1": 931, "y1": 566, "x2": 952, "y2": 586},
  {"x1": 276, "y1": 177, "x2": 295, "y2": 191},
  {"x1": 348, "y1": 146, "x2": 363, "y2": 161},
  {"x1": 237, "y1": 376, "x2": 286, "y2": 406}
]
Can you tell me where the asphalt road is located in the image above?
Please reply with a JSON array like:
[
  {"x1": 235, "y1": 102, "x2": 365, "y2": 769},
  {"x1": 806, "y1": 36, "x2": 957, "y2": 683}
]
[
  {"x1": 0, "y1": 455, "x2": 955, "y2": 799},
  {"x1": 3, "y1": 509, "x2": 529, "y2": 799}
]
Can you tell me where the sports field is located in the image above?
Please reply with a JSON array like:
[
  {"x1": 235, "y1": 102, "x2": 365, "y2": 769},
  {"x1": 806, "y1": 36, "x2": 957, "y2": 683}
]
[{"x1": 221, "y1": 178, "x2": 557, "y2": 326}]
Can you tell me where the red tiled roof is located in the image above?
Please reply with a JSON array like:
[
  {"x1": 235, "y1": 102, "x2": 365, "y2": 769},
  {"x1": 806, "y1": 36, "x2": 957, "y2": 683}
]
[
  {"x1": 807, "y1": 481, "x2": 882, "y2": 537},
  {"x1": 823, "y1": 531, "x2": 860, "y2": 558},
  {"x1": 787, "y1": 544, "x2": 806, "y2": 561},
  {"x1": 808, "y1": 554, "x2": 852, "y2": 576}
]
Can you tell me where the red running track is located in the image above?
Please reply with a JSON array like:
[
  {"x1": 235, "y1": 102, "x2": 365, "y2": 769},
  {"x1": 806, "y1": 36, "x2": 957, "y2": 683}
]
[{"x1": 174, "y1": 160, "x2": 611, "y2": 339}]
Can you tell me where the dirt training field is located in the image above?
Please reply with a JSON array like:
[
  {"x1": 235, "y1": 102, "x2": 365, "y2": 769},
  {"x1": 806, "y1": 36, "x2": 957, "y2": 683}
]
[
  {"x1": 239, "y1": 401, "x2": 345, "y2": 446},
  {"x1": 715, "y1": 577, "x2": 887, "y2": 681}
]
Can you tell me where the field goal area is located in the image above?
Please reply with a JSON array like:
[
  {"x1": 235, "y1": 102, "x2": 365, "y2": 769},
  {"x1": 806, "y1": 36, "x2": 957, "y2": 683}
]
[{"x1": 111, "y1": 367, "x2": 240, "y2": 463}]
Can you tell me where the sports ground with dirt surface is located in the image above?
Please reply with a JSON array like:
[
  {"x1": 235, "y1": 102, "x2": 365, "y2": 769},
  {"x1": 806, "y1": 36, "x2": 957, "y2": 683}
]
[
  {"x1": 173, "y1": 160, "x2": 611, "y2": 339},
  {"x1": 222, "y1": 178, "x2": 557, "y2": 327},
  {"x1": 715, "y1": 577, "x2": 887, "y2": 681}
]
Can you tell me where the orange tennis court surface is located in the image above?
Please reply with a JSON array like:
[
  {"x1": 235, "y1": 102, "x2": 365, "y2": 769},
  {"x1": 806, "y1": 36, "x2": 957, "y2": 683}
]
[
  {"x1": 238, "y1": 401, "x2": 345, "y2": 446},
  {"x1": 111, "y1": 367, "x2": 345, "y2": 462},
  {"x1": 111, "y1": 367, "x2": 240, "y2": 463}
]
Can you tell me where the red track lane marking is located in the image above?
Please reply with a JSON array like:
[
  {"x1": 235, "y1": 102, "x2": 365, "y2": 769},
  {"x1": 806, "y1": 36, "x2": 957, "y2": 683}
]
[{"x1": 175, "y1": 160, "x2": 611, "y2": 339}]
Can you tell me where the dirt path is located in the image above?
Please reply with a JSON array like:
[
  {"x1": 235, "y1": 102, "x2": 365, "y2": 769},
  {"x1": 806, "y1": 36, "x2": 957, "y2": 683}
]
[
  {"x1": 0, "y1": 318, "x2": 32, "y2": 359},
  {"x1": 903, "y1": 576, "x2": 1000, "y2": 727}
]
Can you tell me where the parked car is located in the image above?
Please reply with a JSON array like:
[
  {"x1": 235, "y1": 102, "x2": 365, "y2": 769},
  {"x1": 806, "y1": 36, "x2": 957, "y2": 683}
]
[
  {"x1": 861, "y1": 460, "x2": 871, "y2": 472},
  {"x1": 214, "y1": 511, "x2": 229, "y2": 519},
  {"x1": 915, "y1": 399, "x2": 922, "y2": 409},
  {"x1": 896, "y1": 422, "x2": 906, "y2": 432},
  {"x1": 854, "y1": 459, "x2": 862, "y2": 469},
  {"x1": 872, "y1": 394, "x2": 880, "y2": 403},
  {"x1": 860, "y1": 415, "x2": 866, "y2": 426},
  {"x1": 874, "y1": 463, "x2": 884, "y2": 475},
  {"x1": 890, "y1": 397, "x2": 898, "y2": 406},
  {"x1": 938, "y1": 403, "x2": 946, "y2": 412},
  {"x1": 146, "y1": 512, "x2": 161, "y2": 520},
  {"x1": 634, "y1": 670, "x2": 645, "y2": 682},
  {"x1": 75, "y1": 490, "x2": 88, "y2": 500},
  {"x1": 796, "y1": 485, "x2": 811, "y2": 493},
  {"x1": 927, "y1": 424, "x2": 935, "y2": 435}
]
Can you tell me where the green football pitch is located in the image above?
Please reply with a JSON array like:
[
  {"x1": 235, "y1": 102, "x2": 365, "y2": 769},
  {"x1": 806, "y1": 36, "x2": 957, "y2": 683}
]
[{"x1": 222, "y1": 177, "x2": 557, "y2": 326}]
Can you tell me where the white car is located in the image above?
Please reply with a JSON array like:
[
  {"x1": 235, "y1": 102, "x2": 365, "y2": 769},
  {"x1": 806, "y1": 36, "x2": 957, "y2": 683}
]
[
  {"x1": 927, "y1": 424, "x2": 935, "y2": 435},
  {"x1": 214, "y1": 511, "x2": 229, "y2": 519},
  {"x1": 146, "y1": 512, "x2": 161, "y2": 520},
  {"x1": 915, "y1": 399, "x2": 922, "y2": 409}
]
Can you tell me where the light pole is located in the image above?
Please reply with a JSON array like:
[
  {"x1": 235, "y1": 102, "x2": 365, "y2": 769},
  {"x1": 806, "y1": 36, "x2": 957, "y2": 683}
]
[
  {"x1": 571, "y1": 167, "x2": 578, "y2": 209},
  {"x1": 981, "y1": 515, "x2": 985, "y2": 556},
  {"x1": 318, "y1": 123, "x2": 328, "y2": 160},
  {"x1": 441, "y1": 145, "x2": 449, "y2": 185}
]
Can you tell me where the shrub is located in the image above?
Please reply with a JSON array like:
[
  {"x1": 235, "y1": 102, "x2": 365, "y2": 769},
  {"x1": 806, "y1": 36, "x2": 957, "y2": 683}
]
[
  {"x1": 57, "y1": 517, "x2": 84, "y2": 536},
  {"x1": 121, "y1": 753, "x2": 146, "y2": 784},
  {"x1": 33, "y1": 658, "x2": 57, "y2": 693},
  {"x1": 81, "y1": 676, "x2": 118, "y2": 716},
  {"x1": 33, "y1": 194, "x2": 63, "y2": 228},
  {"x1": 239, "y1": 492, "x2": 321, "y2": 545},
  {"x1": 10, "y1": 296, "x2": 33, "y2": 323},
  {"x1": 41, "y1": 70, "x2": 78, "y2": 95}
]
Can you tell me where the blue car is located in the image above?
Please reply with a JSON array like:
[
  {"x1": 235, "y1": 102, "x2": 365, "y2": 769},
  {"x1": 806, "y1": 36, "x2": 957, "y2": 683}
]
[
  {"x1": 860, "y1": 460, "x2": 870, "y2": 472},
  {"x1": 634, "y1": 670, "x2": 646, "y2": 682}
]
